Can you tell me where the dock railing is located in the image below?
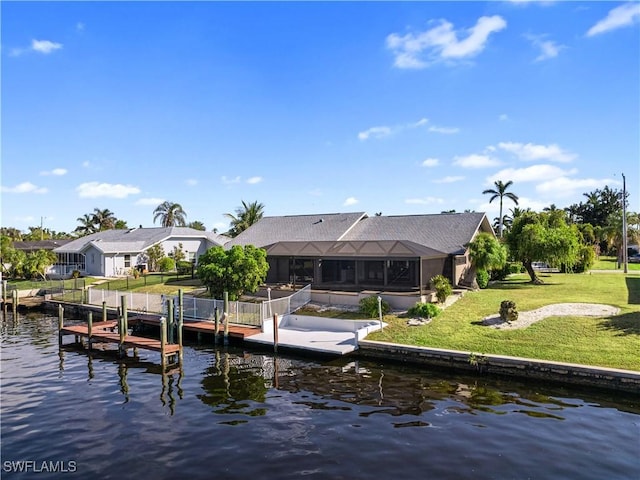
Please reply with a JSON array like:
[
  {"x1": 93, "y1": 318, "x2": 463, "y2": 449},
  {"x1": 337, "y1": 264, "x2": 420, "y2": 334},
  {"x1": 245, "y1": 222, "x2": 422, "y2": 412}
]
[{"x1": 84, "y1": 285, "x2": 312, "y2": 329}]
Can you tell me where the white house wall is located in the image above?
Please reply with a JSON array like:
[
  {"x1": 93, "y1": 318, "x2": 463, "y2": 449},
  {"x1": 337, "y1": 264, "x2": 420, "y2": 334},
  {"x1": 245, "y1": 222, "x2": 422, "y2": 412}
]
[
  {"x1": 84, "y1": 246, "x2": 105, "y2": 276},
  {"x1": 159, "y1": 237, "x2": 211, "y2": 263}
]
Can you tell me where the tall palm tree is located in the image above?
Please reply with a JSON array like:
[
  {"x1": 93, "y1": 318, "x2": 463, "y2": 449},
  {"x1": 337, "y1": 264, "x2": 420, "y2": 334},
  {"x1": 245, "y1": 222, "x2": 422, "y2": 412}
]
[
  {"x1": 153, "y1": 201, "x2": 187, "y2": 227},
  {"x1": 483, "y1": 180, "x2": 519, "y2": 237},
  {"x1": 224, "y1": 200, "x2": 265, "y2": 237},
  {"x1": 75, "y1": 213, "x2": 98, "y2": 236},
  {"x1": 92, "y1": 208, "x2": 117, "y2": 231}
]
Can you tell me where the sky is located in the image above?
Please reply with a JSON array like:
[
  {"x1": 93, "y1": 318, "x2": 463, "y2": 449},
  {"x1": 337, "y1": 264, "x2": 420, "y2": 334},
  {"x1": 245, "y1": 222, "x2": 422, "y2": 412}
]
[{"x1": 1, "y1": 1, "x2": 639, "y2": 235}]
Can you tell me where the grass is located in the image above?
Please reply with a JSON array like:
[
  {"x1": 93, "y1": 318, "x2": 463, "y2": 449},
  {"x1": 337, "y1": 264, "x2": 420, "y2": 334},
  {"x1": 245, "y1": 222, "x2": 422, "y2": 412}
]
[
  {"x1": 592, "y1": 255, "x2": 640, "y2": 271},
  {"x1": 368, "y1": 273, "x2": 640, "y2": 371}
]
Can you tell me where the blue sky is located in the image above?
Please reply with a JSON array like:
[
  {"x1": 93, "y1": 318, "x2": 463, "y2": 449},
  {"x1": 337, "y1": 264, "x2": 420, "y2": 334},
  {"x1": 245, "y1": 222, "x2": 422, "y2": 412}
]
[{"x1": 2, "y1": 1, "x2": 639, "y2": 235}]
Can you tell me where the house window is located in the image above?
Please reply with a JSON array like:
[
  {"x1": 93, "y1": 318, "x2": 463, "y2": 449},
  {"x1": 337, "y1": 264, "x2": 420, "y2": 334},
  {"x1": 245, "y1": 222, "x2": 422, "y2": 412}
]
[
  {"x1": 387, "y1": 260, "x2": 417, "y2": 286},
  {"x1": 358, "y1": 260, "x2": 384, "y2": 285},
  {"x1": 124, "y1": 255, "x2": 131, "y2": 268},
  {"x1": 320, "y1": 260, "x2": 355, "y2": 284}
]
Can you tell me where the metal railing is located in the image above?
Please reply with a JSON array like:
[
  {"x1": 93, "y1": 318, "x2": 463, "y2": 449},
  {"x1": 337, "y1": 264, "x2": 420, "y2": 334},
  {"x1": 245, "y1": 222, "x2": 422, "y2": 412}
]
[{"x1": 82, "y1": 284, "x2": 312, "y2": 328}]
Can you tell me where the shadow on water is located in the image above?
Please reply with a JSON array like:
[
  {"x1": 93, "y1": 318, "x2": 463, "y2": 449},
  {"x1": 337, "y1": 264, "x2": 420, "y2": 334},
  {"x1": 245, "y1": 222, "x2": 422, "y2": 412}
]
[{"x1": 625, "y1": 276, "x2": 640, "y2": 304}]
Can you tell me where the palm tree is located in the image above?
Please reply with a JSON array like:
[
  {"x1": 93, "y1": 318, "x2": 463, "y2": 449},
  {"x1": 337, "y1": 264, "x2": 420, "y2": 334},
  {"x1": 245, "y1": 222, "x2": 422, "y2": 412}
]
[
  {"x1": 75, "y1": 213, "x2": 98, "y2": 236},
  {"x1": 92, "y1": 208, "x2": 117, "y2": 230},
  {"x1": 187, "y1": 221, "x2": 206, "y2": 231},
  {"x1": 483, "y1": 180, "x2": 519, "y2": 237},
  {"x1": 224, "y1": 200, "x2": 265, "y2": 237},
  {"x1": 153, "y1": 201, "x2": 187, "y2": 227}
]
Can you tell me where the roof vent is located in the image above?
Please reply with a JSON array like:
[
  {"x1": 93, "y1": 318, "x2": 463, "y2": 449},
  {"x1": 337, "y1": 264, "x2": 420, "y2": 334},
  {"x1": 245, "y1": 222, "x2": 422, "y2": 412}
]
[{"x1": 314, "y1": 218, "x2": 324, "y2": 224}]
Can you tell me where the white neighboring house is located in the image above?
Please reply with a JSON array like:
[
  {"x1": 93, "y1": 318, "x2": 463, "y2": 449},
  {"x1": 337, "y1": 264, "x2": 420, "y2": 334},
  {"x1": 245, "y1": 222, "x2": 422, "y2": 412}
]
[{"x1": 52, "y1": 227, "x2": 229, "y2": 278}]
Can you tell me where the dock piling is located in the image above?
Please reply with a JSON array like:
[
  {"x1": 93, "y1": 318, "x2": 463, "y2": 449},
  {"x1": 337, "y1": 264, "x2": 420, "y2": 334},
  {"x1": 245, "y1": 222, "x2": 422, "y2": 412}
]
[
  {"x1": 102, "y1": 301, "x2": 107, "y2": 322},
  {"x1": 58, "y1": 304, "x2": 64, "y2": 345},
  {"x1": 12, "y1": 289, "x2": 18, "y2": 317},
  {"x1": 87, "y1": 311, "x2": 93, "y2": 350},
  {"x1": 214, "y1": 307, "x2": 219, "y2": 344},
  {"x1": 273, "y1": 313, "x2": 279, "y2": 353}
]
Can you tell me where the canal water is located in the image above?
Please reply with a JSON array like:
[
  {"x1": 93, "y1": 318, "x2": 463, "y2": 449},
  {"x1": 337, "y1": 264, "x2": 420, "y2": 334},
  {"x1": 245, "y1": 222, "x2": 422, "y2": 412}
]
[{"x1": 1, "y1": 312, "x2": 638, "y2": 479}]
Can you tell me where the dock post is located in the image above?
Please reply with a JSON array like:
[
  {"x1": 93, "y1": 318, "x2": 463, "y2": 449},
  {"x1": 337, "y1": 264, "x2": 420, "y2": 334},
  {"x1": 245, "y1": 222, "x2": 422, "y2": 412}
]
[
  {"x1": 102, "y1": 301, "x2": 107, "y2": 322},
  {"x1": 167, "y1": 298, "x2": 174, "y2": 344},
  {"x1": 223, "y1": 292, "x2": 229, "y2": 346},
  {"x1": 273, "y1": 313, "x2": 279, "y2": 353},
  {"x1": 121, "y1": 295, "x2": 128, "y2": 335},
  {"x1": 223, "y1": 313, "x2": 229, "y2": 346},
  {"x1": 87, "y1": 311, "x2": 93, "y2": 350},
  {"x1": 12, "y1": 289, "x2": 19, "y2": 317},
  {"x1": 214, "y1": 307, "x2": 219, "y2": 345},
  {"x1": 58, "y1": 304, "x2": 64, "y2": 345},
  {"x1": 160, "y1": 317, "x2": 167, "y2": 366},
  {"x1": 177, "y1": 292, "x2": 184, "y2": 356},
  {"x1": 118, "y1": 299, "x2": 126, "y2": 358},
  {"x1": 2, "y1": 280, "x2": 7, "y2": 306}
]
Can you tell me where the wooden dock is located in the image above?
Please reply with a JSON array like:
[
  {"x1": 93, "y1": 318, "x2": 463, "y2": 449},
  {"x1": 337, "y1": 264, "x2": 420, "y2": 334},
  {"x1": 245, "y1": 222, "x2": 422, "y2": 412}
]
[
  {"x1": 130, "y1": 315, "x2": 261, "y2": 340},
  {"x1": 59, "y1": 315, "x2": 181, "y2": 367}
]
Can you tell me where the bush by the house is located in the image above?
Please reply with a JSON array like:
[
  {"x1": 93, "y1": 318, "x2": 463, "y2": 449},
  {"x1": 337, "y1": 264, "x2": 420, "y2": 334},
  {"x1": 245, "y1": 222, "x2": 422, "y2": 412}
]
[
  {"x1": 158, "y1": 256, "x2": 175, "y2": 273},
  {"x1": 499, "y1": 300, "x2": 518, "y2": 323},
  {"x1": 430, "y1": 274, "x2": 452, "y2": 303},
  {"x1": 407, "y1": 302, "x2": 441, "y2": 319},
  {"x1": 177, "y1": 260, "x2": 193, "y2": 275},
  {"x1": 476, "y1": 269, "x2": 490, "y2": 289},
  {"x1": 359, "y1": 295, "x2": 390, "y2": 318}
]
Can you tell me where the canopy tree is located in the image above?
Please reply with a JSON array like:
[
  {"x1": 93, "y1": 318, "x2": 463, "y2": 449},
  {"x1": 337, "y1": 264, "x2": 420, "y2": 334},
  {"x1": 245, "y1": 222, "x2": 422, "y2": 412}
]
[
  {"x1": 22, "y1": 249, "x2": 57, "y2": 280},
  {"x1": 468, "y1": 232, "x2": 507, "y2": 272},
  {"x1": 482, "y1": 180, "x2": 519, "y2": 237},
  {"x1": 153, "y1": 201, "x2": 187, "y2": 227},
  {"x1": 197, "y1": 245, "x2": 269, "y2": 300},
  {"x1": 506, "y1": 211, "x2": 581, "y2": 284}
]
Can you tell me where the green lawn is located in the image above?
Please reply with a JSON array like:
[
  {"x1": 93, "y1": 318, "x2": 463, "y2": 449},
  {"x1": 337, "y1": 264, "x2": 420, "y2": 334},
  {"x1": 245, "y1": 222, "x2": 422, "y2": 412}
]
[
  {"x1": 368, "y1": 273, "x2": 640, "y2": 371},
  {"x1": 591, "y1": 255, "x2": 640, "y2": 271}
]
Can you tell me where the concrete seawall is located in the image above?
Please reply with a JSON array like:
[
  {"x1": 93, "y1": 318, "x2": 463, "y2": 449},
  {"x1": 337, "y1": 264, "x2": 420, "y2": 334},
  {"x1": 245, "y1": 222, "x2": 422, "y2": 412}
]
[{"x1": 357, "y1": 340, "x2": 640, "y2": 394}]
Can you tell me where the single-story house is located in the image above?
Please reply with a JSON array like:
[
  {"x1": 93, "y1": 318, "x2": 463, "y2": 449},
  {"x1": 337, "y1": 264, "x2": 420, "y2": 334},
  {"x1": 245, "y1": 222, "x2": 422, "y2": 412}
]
[
  {"x1": 226, "y1": 211, "x2": 495, "y2": 294},
  {"x1": 52, "y1": 227, "x2": 229, "y2": 278}
]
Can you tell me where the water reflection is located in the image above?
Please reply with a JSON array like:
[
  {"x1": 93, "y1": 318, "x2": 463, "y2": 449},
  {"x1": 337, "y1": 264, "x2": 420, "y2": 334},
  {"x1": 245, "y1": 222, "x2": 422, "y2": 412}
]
[{"x1": 59, "y1": 343, "x2": 185, "y2": 414}]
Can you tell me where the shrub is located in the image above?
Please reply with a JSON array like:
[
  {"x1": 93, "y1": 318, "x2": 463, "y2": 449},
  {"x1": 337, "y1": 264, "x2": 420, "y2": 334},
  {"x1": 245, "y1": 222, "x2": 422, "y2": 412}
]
[
  {"x1": 359, "y1": 295, "x2": 390, "y2": 318},
  {"x1": 430, "y1": 275, "x2": 452, "y2": 303},
  {"x1": 476, "y1": 269, "x2": 490, "y2": 289},
  {"x1": 407, "y1": 302, "x2": 441, "y2": 319},
  {"x1": 499, "y1": 300, "x2": 518, "y2": 323},
  {"x1": 177, "y1": 260, "x2": 193, "y2": 275},
  {"x1": 71, "y1": 270, "x2": 81, "y2": 279},
  {"x1": 573, "y1": 245, "x2": 596, "y2": 273},
  {"x1": 131, "y1": 268, "x2": 140, "y2": 279},
  {"x1": 158, "y1": 256, "x2": 175, "y2": 273}
]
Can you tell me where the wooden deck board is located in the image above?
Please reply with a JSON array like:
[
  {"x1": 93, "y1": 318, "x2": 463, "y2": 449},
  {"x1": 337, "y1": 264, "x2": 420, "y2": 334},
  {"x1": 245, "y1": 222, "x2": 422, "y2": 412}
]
[
  {"x1": 130, "y1": 316, "x2": 261, "y2": 339},
  {"x1": 60, "y1": 323, "x2": 180, "y2": 354}
]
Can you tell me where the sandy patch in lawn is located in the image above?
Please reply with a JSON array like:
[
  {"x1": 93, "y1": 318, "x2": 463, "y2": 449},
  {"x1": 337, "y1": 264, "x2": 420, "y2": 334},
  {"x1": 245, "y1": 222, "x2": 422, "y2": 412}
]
[{"x1": 482, "y1": 303, "x2": 620, "y2": 330}]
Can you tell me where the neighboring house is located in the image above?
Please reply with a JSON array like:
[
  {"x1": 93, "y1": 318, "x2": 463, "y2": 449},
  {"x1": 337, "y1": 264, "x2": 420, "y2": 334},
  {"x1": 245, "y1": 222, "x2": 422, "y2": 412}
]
[
  {"x1": 12, "y1": 240, "x2": 73, "y2": 253},
  {"x1": 226, "y1": 211, "x2": 494, "y2": 293},
  {"x1": 52, "y1": 227, "x2": 228, "y2": 278}
]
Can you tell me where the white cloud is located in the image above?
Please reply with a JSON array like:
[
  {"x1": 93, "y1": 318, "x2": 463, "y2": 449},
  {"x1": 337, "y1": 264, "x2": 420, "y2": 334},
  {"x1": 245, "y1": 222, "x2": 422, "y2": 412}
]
[
  {"x1": 358, "y1": 126, "x2": 393, "y2": 141},
  {"x1": 221, "y1": 176, "x2": 241, "y2": 185},
  {"x1": 185, "y1": 178, "x2": 198, "y2": 186},
  {"x1": 536, "y1": 177, "x2": 619, "y2": 196},
  {"x1": 587, "y1": 3, "x2": 640, "y2": 37},
  {"x1": 453, "y1": 154, "x2": 501, "y2": 168},
  {"x1": 135, "y1": 197, "x2": 165, "y2": 206},
  {"x1": 405, "y1": 197, "x2": 445, "y2": 205},
  {"x1": 429, "y1": 125, "x2": 460, "y2": 134},
  {"x1": 76, "y1": 22, "x2": 85, "y2": 32},
  {"x1": 421, "y1": 158, "x2": 440, "y2": 167},
  {"x1": 486, "y1": 164, "x2": 578, "y2": 185},
  {"x1": 31, "y1": 39, "x2": 63, "y2": 54},
  {"x1": 76, "y1": 182, "x2": 140, "y2": 198},
  {"x1": 498, "y1": 141, "x2": 576, "y2": 162},
  {"x1": 524, "y1": 33, "x2": 565, "y2": 61},
  {"x1": 433, "y1": 176, "x2": 465, "y2": 184},
  {"x1": 82, "y1": 161, "x2": 91, "y2": 168},
  {"x1": 343, "y1": 197, "x2": 359, "y2": 206},
  {"x1": 246, "y1": 176, "x2": 263, "y2": 185},
  {"x1": 1, "y1": 182, "x2": 48, "y2": 194},
  {"x1": 358, "y1": 118, "x2": 428, "y2": 141},
  {"x1": 386, "y1": 15, "x2": 507, "y2": 69},
  {"x1": 40, "y1": 168, "x2": 67, "y2": 176},
  {"x1": 499, "y1": 113, "x2": 509, "y2": 121}
]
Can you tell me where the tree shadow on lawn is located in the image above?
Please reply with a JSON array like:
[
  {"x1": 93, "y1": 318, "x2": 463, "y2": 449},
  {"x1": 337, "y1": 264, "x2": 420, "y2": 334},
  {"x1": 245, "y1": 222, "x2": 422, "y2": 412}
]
[
  {"x1": 598, "y1": 311, "x2": 640, "y2": 336},
  {"x1": 625, "y1": 277, "x2": 640, "y2": 305},
  {"x1": 491, "y1": 278, "x2": 556, "y2": 290}
]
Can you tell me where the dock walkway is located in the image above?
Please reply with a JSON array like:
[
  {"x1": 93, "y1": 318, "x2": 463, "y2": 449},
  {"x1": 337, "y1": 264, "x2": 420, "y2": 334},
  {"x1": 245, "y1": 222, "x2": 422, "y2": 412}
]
[
  {"x1": 130, "y1": 315, "x2": 261, "y2": 339},
  {"x1": 59, "y1": 319, "x2": 181, "y2": 365}
]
